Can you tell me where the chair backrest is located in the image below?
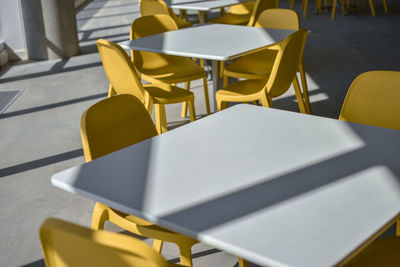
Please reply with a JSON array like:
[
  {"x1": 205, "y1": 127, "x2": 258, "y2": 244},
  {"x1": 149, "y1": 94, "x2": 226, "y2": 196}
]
[
  {"x1": 265, "y1": 29, "x2": 308, "y2": 97},
  {"x1": 97, "y1": 39, "x2": 146, "y2": 102},
  {"x1": 247, "y1": 0, "x2": 278, "y2": 26},
  {"x1": 254, "y1": 8, "x2": 300, "y2": 30},
  {"x1": 139, "y1": 0, "x2": 188, "y2": 28},
  {"x1": 130, "y1": 14, "x2": 179, "y2": 69},
  {"x1": 339, "y1": 71, "x2": 400, "y2": 130},
  {"x1": 39, "y1": 218, "x2": 174, "y2": 267},
  {"x1": 81, "y1": 94, "x2": 158, "y2": 162},
  {"x1": 227, "y1": 1, "x2": 256, "y2": 15},
  {"x1": 139, "y1": 0, "x2": 170, "y2": 16}
]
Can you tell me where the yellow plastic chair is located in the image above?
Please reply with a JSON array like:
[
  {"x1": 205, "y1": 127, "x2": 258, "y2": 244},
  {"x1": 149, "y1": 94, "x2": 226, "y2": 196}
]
[
  {"x1": 131, "y1": 14, "x2": 210, "y2": 118},
  {"x1": 97, "y1": 39, "x2": 196, "y2": 134},
  {"x1": 332, "y1": 0, "x2": 388, "y2": 19},
  {"x1": 339, "y1": 71, "x2": 400, "y2": 130},
  {"x1": 290, "y1": 0, "x2": 323, "y2": 18},
  {"x1": 80, "y1": 94, "x2": 198, "y2": 266},
  {"x1": 247, "y1": 0, "x2": 279, "y2": 26},
  {"x1": 339, "y1": 71, "x2": 400, "y2": 267},
  {"x1": 216, "y1": 30, "x2": 309, "y2": 113},
  {"x1": 222, "y1": 9, "x2": 311, "y2": 114},
  {"x1": 342, "y1": 236, "x2": 400, "y2": 266},
  {"x1": 39, "y1": 218, "x2": 186, "y2": 267},
  {"x1": 208, "y1": 1, "x2": 256, "y2": 25},
  {"x1": 139, "y1": 0, "x2": 193, "y2": 28},
  {"x1": 209, "y1": 0, "x2": 277, "y2": 26}
]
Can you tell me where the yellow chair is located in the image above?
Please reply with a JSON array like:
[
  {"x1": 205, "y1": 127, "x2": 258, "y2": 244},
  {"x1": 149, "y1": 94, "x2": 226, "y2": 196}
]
[
  {"x1": 97, "y1": 39, "x2": 196, "y2": 134},
  {"x1": 208, "y1": 1, "x2": 257, "y2": 25},
  {"x1": 216, "y1": 29, "x2": 308, "y2": 113},
  {"x1": 339, "y1": 71, "x2": 400, "y2": 130},
  {"x1": 290, "y1": 0, "x2": 323, "y2": 18},
  {"x1": 222, "y1": 9, "x2": 311, "y2": 114},
  {"x1": 342, "y1": 236, "x2": 400, "y2": 266},
  {"x1": 81, "y1": 94, "x2": 198, "y2": 266},
  {"x1": 139, "y1": 0, "x2": 193, "y2": 29},
  {"x1": 209, "y1": 0, "x2": 277, "y2": 26},
  {"x1": 331, "y1": 0, "x2": 388, "y2": 19},
  {"x1": 130, "y1": 14, "x2": 210, "y2": 118},
  {"x1": 247, "y1": 0, "x2": 279, "y2": 26},
  {"x1": 339, "y1": 71, "x2": 400, "y2": 267},
  {"x1": 39, "y1": 218, "x2": 186, "y2": 267}
]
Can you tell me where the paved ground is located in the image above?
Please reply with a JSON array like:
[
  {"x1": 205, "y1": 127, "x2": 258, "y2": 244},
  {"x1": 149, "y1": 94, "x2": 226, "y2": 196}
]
[{"x1": 0, "y1": 0, "x2": 400, "y2": 266}]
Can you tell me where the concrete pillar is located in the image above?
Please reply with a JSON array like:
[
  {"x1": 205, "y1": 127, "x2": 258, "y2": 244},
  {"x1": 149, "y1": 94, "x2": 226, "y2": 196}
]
[{"x1": 20, "y1": 0, "x2": 79, "y2": 60}]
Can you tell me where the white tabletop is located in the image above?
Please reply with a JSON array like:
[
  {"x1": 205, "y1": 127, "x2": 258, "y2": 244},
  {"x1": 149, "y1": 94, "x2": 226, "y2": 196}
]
[
  {"x1": 52, "y1": 105, "x2": 400, "y2": 267},
  {"x1": 119, "y1": 24, "x2": 295, "y2": 61},
  {"x1": 166, "y1": 0, "x2": 251, "y2": 11}
]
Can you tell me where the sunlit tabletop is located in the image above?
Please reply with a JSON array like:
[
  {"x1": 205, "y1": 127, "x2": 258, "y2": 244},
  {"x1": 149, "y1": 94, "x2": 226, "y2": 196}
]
[
  {"x1": 52, "y1": 105, "x2": 400, "y2": 266},
  {"x1": 165, "y1": 0, "x2": 252, "y2": 11},
  {"x1": 119, "y1": 24, "x2": 295, "y2": 61}
]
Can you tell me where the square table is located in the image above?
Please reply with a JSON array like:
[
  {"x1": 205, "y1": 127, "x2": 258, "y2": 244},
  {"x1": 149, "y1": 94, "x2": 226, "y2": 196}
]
[
  {"x1": 52, "y1": 105, "x2": 400, "y2": 267},
  {"x1": 165, "y1": 0, "x2": 252, "y2": 23},
  {"x1": 119, "y1": 24, "x2": 295, "y2": 111}
]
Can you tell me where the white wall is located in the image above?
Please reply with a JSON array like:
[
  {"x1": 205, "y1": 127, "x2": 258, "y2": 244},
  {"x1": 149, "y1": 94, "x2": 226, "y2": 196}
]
[{"x1": 0, "y1": 0, "x2": 27, "y2": 60}]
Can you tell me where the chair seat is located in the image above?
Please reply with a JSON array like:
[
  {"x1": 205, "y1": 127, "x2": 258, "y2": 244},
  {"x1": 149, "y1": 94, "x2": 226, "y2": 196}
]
[
  {"x1": 344, "y1": 236, "x2": 400, "y2": 266},
  {"x1": 209, "y1": 13, "x2": 251, "y2": 25},
  {"x1": 224, "y1": 49, "x2": 277, "y2": 79},
  {"x1": 138, "y1": 56, "x2": 206, "y2": 84},
  {"x1": 174, "y1": 17, "x2": 193, "y2": 28},
  {"x1": 216, "y1": 79, "x2": 266, "y2": 102},
  {"x1": 144, "y1": 83, "x2": 194, "y2": 104},
  {"x1": 99, "y1": 205, "x2": 199, "y2": 251}
]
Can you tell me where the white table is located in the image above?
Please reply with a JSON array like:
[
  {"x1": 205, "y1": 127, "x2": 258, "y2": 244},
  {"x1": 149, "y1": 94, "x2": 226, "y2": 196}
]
[
  {"x1": 119, "y1": 24, "x2": 295, "y2": 111},
  {"x1": 165, "y1": 0, "x2": 252, "y2": 22},
  {"x1": 167, "y1": 0, "x2": 250, "y2": 11},
  {"x1": 52, "y1": 105, "x2": 400, "y2": 267}
]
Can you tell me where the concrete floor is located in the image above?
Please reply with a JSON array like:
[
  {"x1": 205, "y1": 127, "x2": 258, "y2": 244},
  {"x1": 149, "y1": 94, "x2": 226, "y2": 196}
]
[{"x1": 0, "y1": 0, "x2": 400, "y2": 266}]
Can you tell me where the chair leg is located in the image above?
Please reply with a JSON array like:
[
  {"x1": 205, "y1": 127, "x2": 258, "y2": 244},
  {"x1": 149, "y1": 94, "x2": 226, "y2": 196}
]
[
  {"x1": 331, "y1": 0, "x2": 337, "y2": 19},
  {"x1": 303, "y1": 0, "x2": 309, "y2": 18},
  {"x1": 298, "y1": 62, "x2": 311, "y2": 114},
  {"x1": 188, "y1": 100, "x2": 196, "y2": 122},
  {"x1": 293, "y1": 76, "x2": 307, "y2": 114},
  {"x1": 220, "y1": 61, "x2": 225, "y2": 79},
  {"x1": 155, "y1": 104, "x2": 168, "y2": 134},
  {"x1": 178, "y1": 245, "x2": 193, "y2": 267},
  {"x1": 202, "y1": 77, "x2": 211, "y2": 115},
  {"x1": 290, "y1": 0, "x2": 295, "y2": 9},
  {"x1": 200, "y1": 59, "x2": 205, "y2": 68},
  {"x1": 153, "y1": 240, "x2": 164, "y2": 254},
  {"x1": 368, "y1": 0, "x2": 376, "y2": 16},
  {"x1": 144, "y1": 93, "x2": 154, "y2": 116},
  {"x1": 181, "y1": 82, "x2": 191, "y2": 118},
  {"x1": 382, "y1": 0, "x2": 388, "y2": 12},
  {"x1": 340, "y1": 0, "x2": 346, "y2": 14},
  {"x1": 238, "y1": 258, "x2": 249, "y2": 267},
  {"x1": 223, "y1": 74, "x2": 229, "y2": 88},
  {"x1": 216, "y1": 99, "x2": 227, "y2": 111},
  {"x1": 316, "y1": 0, "x2": 322, "y2": 13},
  {"x1": 107, "y1": 84, "x2": 116, "y2": 98},
  {"x1": 91, "y1": 202, "x2": 109, "y2": 230},
  {"x1": 198, "y1": 11, "x2": 204, "y2": 23},
  {"x1": 260, "y1": 94, "x2": 272, "y2": 108}
]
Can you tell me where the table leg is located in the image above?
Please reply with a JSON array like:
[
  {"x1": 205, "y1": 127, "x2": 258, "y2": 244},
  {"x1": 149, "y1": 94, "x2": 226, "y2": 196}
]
[{"x1": 211, "y1": 60, "x2": 221, "y2": 112}]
